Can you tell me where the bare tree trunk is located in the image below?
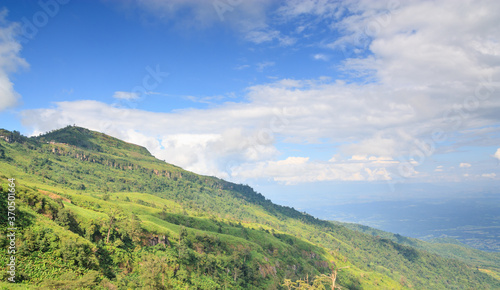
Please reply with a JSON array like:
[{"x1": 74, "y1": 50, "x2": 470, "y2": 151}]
[
  {"x1": 331, "y1": 270, "x2": 336, "y2": 290},
  {"x1": 106, "y1": 227, "x2": 112, "y2": 244},
  {"x1": 106, "y1": 214, "x2": 116, "y2": 244}
]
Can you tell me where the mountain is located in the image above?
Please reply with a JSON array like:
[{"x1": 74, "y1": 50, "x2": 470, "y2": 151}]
[{"x1": 0, "y1": 126, "x2": 499, "y2": 289}]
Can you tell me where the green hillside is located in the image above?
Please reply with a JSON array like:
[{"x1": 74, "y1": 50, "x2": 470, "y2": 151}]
[{"x1": 0, "y1": 126, "x2": 499, "y2": 289}]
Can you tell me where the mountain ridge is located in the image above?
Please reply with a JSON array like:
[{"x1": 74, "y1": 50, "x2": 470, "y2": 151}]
[
  {"x1": 34, "y1": 126, "x2": 153, "y2": 157},
  {"x1": 0, "y1": 126, "x2": 499, "y2": 289}
]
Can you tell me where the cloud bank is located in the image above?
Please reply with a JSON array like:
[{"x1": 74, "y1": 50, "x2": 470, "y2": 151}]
[{"x1": 22, "y1": 0, "x2": 500, "y2": 183}]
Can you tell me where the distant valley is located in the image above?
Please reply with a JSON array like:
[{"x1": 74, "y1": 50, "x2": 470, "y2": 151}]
[{"x1": 305, "y1": 197, "x2": 500, "y2": 252}]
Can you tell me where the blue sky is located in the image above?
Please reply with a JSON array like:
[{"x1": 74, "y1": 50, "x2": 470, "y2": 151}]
[{"x1": 1, "y1": 0, "x2": 499, "y2": 208}]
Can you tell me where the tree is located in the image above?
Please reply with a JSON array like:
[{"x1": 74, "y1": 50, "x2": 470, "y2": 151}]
[
  {"x1": 314, "y1": 262, "x2": 349, "y2": 290},
  {"x1": 102, "y1": 208, "x2": 125, "y2": 244},
  {"x1": 283, "y1": 279, "x2": 296, "y2": 290},
  {"x1": 139, "y1": 254, "x2": 168, "y2": 289},
  {"x1": 55, "y1": 208, "x2": 81, "y2": 234},
  {"x1": 60, "y1": 239, "x2": 97, "y2": 268}
]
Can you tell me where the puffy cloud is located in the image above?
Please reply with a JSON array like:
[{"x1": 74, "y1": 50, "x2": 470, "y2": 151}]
[
  {"x1": 21, "y1": 97, "x2": 407, "y2": 182},
  {"x1": 342, "y1": 1, "x2": 500, "y2": 88},
  {"x1": 0, "y1": 9, "x2": 28, "y2": 111},
  {"x1": 21, "y1": 100, "x2": 280, "y2": 178},
  {"x1": 459, "y1": 163, "x2": 472, "y2": 168},
  {"x1": 232, "y1": 155, "x2": 395, "y2": 184}
]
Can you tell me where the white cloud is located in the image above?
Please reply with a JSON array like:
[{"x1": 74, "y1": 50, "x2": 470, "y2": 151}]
[
  {"x1": 120, "y1": 0, "x2": 285, "y2": 45},
  {"x1": 256, "y1": 61, "x2": 275, "y2": 72},
  {"x1": 245, "y1": 30, "x2": 279, "y2": 44},
  {"x1": 21, "y1": 97, "x2": 406, "y2": 182},
  {"x1": 459, "y1": 163, "x2": 472, "y2": 168},
  {"x1": 313, "y1": 54, "x2": 329, "y2": 61},
  {"x1": 494, "y1": 148, "x2": 500, "y2": 161},
  {"x1": 434, "y1": 165, "x2": 443, "y2": 172},
  {"x1": 112, "y1": 91, "x2": 140, "y2": 100},
  {"x1": 234, "y1": 64, "x2": 250, "y2": 70},
  {"x1": 336, "y1": 1, "x2": 500, "y2": 88},
  {"x1": 482, "y1": 173, "x2": 496, "y2": 179},
  {"x1": 119, "y1": 0, "x2": 226, "y2": 28},
  {"x1": 277, "y1": 0, "x2": 341, "y2": 22},
  {"x1": 21, "y1": 100, "x2": 281, "y2": 178},
  {"x1": 0, "y1": 9, "x2": 28, "y2": 111},
  {"x1": 233, "y1": 155, "x2": 395, "y2": 184}
]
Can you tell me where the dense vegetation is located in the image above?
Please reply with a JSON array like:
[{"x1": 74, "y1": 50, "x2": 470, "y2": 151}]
[{"x1": 0, "y1": 126, "x2": 498, "y2": 289}]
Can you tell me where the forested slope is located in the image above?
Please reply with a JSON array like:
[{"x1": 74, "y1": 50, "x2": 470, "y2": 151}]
[{"x1": 0, "y1": 126, "x2": 498, "y2": 289}]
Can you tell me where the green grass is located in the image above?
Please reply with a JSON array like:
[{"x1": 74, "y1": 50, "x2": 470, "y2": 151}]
[{"x1": 63, "y1": 201, "x2": 108, "y2": 221}]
